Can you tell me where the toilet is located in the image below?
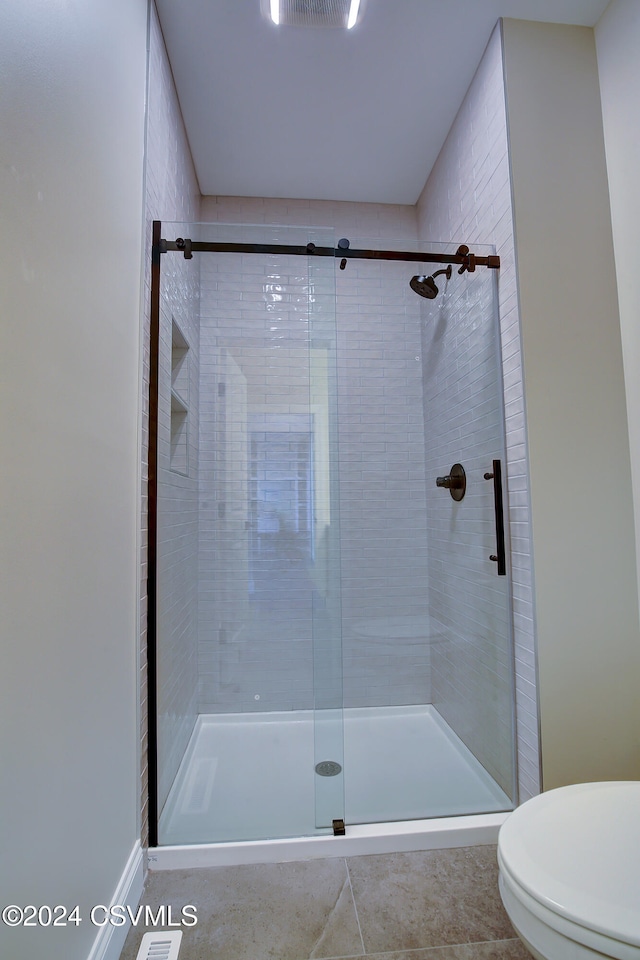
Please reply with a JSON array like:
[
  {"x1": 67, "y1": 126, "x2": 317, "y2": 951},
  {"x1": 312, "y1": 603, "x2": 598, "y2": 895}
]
[{"x1": 498, "y1": 781, "x2": 640, "y2": 960}]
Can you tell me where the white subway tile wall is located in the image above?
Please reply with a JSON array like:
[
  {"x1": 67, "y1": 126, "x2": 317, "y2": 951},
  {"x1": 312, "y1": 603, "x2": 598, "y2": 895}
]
[
  {"x1": 155, "y1": 257, "x2": 200, "y2": 813},
  {"x1": 196, "y1": 204, "x2": 432, "y2": 711},
  {"x1": 420, "y1": 266, "x2": 515, "y2": 797},
  {"x1": 416, "y1": 24, "x2": 540, "y2": 801},
  {"x1": 197, "y1": 242, "x2": 330, "y2": 713},
  {"x1": 335, "y1": 255, "x2": 431, "y2": 707},
  {"x1": 141, "y1": 4, "x2": 201, "y2": 840}
]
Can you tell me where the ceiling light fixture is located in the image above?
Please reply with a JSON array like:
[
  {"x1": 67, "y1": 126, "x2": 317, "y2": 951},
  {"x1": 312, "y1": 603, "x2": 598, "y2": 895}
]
[
  {"x1": 347, "y1": 0, "x2": 361, "y2": 29},
  {"x1": 264, "y1": 0, "x2": 365, "y2": 29}
]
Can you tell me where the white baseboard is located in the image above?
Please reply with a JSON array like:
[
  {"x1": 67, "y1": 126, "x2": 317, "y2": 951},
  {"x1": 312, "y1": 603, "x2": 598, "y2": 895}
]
[{"x1": 86, "y1": 840, "x2": 144, "y2": 960}]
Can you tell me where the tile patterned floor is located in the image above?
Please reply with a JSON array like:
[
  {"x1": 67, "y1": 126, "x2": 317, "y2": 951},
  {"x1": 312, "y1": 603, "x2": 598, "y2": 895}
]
[{"x1": 119, "y1": 845, "x2": 530, "y2": 960}]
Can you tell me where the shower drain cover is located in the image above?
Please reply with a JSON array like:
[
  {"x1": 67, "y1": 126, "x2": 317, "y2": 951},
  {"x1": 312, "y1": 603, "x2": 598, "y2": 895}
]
[{"x1": 315, "y1": 760, "x2": 342, "y2": 777}]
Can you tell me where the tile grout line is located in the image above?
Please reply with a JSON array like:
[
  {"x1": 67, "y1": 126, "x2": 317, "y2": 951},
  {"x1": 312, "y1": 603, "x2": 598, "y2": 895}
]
[
  {"x1": 384, "y1": 938, "x2": 525, "y2": 957},
  {"x1": 319, "y1": 936, "x2": 525, "y2": 960},
  {"x1": 344, "y1": 857, "x2": 367, "y2": 958}
]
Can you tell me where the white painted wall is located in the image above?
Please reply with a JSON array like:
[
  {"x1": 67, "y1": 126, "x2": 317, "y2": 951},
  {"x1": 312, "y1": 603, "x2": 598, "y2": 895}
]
[
  {"x1": 502, "y1": 18, "x2": 640, "y2": 788},
  {"x1": 0, "y1": 1, "x2": 147, "y2": 958},
  {"x1": 595, "y1": 1, "x2": 640, "y2": 609}
]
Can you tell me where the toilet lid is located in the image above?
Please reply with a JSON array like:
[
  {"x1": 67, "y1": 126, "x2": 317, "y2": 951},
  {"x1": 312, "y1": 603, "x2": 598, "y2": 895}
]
[{"x1": 499, "y1": 781, "x2": 640, "y2": 947}]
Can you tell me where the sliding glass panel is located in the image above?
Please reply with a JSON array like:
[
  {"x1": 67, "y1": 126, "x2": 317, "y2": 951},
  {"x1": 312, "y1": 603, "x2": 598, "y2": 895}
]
[
  {"x1": 308, "y1": 237, "x2": 344, "y2": 831},
  {"x1": 155, "y1": 222, "x2": 342, "y2": 845},
  {"x1": 333, "y1": 238, "x2": 515, "y2": 825},
  {"x1": 421, "y1": 245, "x2": 516, "y2": 811}
]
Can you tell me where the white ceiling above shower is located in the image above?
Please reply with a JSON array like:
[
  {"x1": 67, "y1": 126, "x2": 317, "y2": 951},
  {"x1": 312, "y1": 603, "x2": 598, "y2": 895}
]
[{"x1": 154, "y1": 0, "x2": 610, "y2": 205}]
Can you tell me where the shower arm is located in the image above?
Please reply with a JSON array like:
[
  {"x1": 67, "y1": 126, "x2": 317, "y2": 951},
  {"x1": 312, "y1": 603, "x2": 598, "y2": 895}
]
[{"x1": 159, "y1": 238, "x2": 499, "y2": 272}]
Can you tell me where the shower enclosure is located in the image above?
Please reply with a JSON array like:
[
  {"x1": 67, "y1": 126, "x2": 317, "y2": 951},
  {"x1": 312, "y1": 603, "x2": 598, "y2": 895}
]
[{"x1": 149, "y1": 221, "x2": 516, "y2": 849}]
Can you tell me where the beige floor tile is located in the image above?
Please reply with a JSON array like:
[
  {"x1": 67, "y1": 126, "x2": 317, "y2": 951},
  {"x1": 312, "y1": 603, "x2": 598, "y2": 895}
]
[
  {"x1": 119, "y1": 859, "x2": 364, "y2": 960},
  {"x1": 346, "y1": 846, "x2": 515, "y2": 953}
]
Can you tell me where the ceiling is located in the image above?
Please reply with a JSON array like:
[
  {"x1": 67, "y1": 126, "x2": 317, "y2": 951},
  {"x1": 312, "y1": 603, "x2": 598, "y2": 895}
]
[{"x1": 155, "y1": 0, "x2": 610, "y2": 205}]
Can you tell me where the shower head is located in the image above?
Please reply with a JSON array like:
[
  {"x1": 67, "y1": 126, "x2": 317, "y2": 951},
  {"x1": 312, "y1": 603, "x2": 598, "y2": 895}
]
[
  {"x1": 410, "y1": 275, "x2": 438, "y2": 299},
  {"x1": 410, "y1": 264, "x2": 452, "y2": 299}
]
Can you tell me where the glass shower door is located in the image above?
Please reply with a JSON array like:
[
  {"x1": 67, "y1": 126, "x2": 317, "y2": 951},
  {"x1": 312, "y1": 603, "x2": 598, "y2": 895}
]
[
  {"x1": 153, "y1": 221, "x2": 344, "y2": 845},
  {"x1": 308, "y1": 251, "x2": 345, "y2": 833},
  {"x1": 324, "y1": 237, "x2": 515, "y2": 827},
  {"x1": 422, "y1": 251, "x2": 517, "y2": 810}
]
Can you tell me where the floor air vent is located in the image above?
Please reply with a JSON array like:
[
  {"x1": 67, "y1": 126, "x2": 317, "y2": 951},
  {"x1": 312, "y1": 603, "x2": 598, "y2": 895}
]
[{"x1": 135, "y1": 931, "x2": 182, "y2": 960}]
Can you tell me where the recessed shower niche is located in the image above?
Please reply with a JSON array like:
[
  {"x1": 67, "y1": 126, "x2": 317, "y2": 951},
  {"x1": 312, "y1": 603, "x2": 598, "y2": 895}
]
[{"x1": 170, "y1": 319, "x2": 190, "y2": 476}]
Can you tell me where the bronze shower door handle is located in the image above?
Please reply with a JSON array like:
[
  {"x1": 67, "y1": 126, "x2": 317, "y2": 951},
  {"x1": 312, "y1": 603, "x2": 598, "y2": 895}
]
[{"x1": 484, "y1": 460, "x2": 507, "y2": 575}]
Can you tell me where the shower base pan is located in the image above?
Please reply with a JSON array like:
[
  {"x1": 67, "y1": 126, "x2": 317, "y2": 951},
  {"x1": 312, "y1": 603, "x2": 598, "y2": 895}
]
[{"x1": 153, "y1": 705, "x2": 512, "y2": 869}]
